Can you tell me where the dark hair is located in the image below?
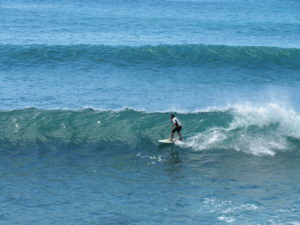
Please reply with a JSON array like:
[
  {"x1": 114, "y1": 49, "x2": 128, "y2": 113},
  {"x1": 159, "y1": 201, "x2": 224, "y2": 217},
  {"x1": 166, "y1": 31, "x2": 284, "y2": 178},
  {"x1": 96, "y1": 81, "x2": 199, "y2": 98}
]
[{"x1": 170, "y1": 114, "x2": 175, "y2": 118}]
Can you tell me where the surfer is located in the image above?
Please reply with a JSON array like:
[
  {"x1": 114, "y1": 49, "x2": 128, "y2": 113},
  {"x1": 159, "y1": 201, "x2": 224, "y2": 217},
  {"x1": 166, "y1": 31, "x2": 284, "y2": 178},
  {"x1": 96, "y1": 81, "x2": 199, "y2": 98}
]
[{"x1": 170, "y1": 114, "x2": 183, "y2": 141}]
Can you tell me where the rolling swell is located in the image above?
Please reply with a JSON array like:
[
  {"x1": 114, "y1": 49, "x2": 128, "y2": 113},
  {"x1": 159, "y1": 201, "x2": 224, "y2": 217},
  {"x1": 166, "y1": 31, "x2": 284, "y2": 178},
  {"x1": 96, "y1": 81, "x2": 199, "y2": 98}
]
[
  {"x1": 1, "y1": 104, "x2": 300, "y2": 156},
  {"x1": 1, "y1": 44, "x2": 300, "y2": 68}
]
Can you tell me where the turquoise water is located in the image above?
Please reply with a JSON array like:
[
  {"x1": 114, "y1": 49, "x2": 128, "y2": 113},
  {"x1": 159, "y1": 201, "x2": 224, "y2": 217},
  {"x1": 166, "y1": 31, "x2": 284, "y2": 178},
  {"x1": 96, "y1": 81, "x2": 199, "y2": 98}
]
[{"x1": 1, "y1": 0, "x2": 300, "y2": 224}]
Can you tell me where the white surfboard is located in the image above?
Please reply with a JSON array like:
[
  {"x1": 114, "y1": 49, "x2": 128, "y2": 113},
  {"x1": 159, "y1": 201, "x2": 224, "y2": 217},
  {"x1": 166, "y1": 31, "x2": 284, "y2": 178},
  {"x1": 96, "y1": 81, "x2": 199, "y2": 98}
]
[
  {"x1": 158, "y1": 139, "x2": 175, "y2": 144},
  {"x1": 158, "y1": 138, "x2": 183, "y2": 144}
]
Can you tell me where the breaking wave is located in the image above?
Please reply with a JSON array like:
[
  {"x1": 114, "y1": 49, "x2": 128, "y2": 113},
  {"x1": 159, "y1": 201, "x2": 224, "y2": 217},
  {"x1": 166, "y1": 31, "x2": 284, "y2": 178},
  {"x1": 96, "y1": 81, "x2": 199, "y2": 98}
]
[
  {"x1": 1, "y1": 103, "x2": 300, "y2": 156},
  {"x1": 179, "y1": 103, "x2": 300, "y2": 156}
]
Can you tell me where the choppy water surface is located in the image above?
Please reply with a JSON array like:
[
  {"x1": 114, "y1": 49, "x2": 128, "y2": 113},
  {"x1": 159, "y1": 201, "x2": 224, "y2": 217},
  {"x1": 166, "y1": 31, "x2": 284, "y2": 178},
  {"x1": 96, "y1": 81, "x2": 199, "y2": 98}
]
[{"x1": 1, "y1": 0, "x2": 300, "y2": 224}]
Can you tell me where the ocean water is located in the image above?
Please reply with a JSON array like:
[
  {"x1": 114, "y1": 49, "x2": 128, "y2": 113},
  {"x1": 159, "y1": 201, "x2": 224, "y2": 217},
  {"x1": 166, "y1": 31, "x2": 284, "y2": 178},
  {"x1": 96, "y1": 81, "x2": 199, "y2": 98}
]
[{"x1": 1, "y1": 0, "x2": 300, "y2": 224}]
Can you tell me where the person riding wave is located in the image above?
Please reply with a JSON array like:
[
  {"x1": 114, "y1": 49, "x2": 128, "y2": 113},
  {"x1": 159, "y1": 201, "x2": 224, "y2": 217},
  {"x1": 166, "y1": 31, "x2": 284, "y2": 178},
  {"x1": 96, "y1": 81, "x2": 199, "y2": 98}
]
[{"x1": 170, "y1": 114, "x2": 183, "y2": 141}]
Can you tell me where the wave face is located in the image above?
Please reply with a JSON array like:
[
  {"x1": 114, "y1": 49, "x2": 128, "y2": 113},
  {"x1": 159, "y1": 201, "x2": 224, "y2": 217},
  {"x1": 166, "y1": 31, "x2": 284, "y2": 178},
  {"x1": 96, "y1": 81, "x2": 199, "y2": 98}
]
[
  {"x1": 2, "y1": 104, "x2": 300, "y2": 156},
  {"x1": 2, "y1": 44, "x2": 300, "y2": 68}
]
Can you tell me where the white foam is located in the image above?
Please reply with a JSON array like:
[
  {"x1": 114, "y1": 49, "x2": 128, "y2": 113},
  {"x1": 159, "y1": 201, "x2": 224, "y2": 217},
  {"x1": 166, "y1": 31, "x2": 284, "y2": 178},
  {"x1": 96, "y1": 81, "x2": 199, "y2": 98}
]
[
  {"x1": 199, "y1": 198, "x2": 258, "y2": 224},
  {"x1": 218, "y1": 216, "x2": 235, "y2": 223},
  {"x1": 180, "y1": 102, "x2": 300, "y2": 156}
]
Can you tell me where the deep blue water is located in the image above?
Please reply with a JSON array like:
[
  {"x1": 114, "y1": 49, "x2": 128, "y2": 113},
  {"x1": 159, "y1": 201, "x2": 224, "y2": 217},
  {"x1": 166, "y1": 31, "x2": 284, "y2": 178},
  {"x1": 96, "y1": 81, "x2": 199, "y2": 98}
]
[{"x1": 1, "y1": 0, "x2": 300, "y2": 224}]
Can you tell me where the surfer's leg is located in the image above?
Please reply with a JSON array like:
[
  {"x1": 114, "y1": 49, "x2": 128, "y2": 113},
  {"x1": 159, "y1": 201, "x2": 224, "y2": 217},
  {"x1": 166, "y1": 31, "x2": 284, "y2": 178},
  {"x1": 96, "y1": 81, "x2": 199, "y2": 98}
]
[
  {"x1": 170, "y1": 132, "x2": 174, "y2": 141},
  {"x1": 170, "y1": 127, "x2": 176, "y2": 141},
  {"x1": 178, "y1": 126, "x2": 183, "y2": 140},
  {"x1": 178, "y1": 131, "x2": 183, "y2": 140}
]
